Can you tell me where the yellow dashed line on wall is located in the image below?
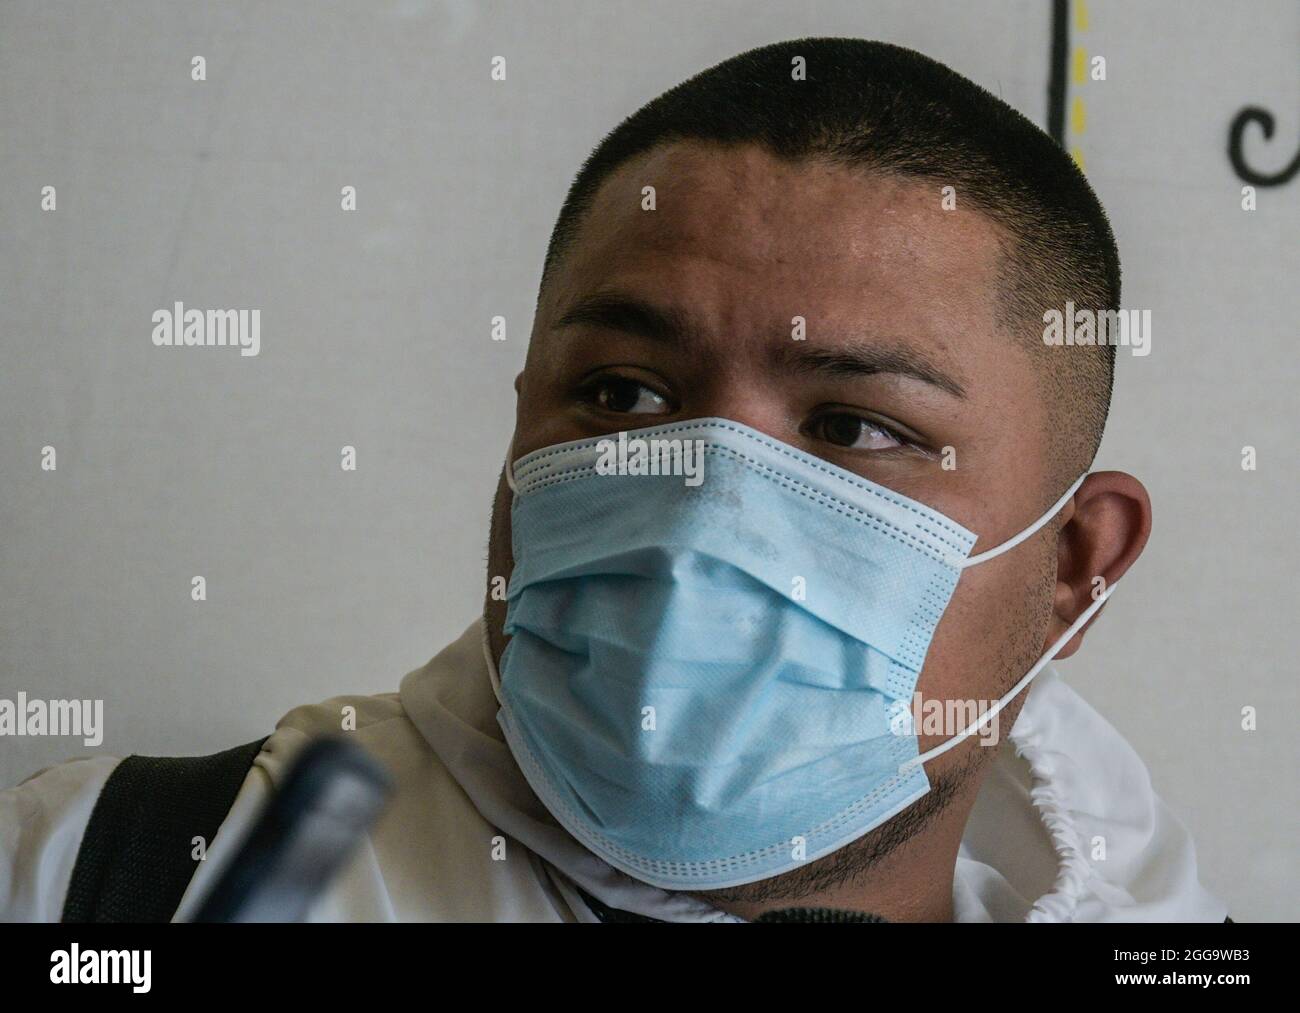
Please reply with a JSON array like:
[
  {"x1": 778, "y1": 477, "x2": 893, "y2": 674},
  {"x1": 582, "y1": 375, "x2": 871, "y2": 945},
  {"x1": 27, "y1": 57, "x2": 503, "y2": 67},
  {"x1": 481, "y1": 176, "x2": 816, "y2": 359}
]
[{"x1": 1069, "y1": 0, "x2": 1090, "y2": 171}]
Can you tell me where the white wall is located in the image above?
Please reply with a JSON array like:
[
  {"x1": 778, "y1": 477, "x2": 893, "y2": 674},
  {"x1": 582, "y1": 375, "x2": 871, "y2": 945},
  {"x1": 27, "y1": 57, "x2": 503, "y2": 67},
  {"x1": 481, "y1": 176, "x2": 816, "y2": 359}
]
[{"x1": 1, "y1": 0, "x2": 1295, "y2": 920}]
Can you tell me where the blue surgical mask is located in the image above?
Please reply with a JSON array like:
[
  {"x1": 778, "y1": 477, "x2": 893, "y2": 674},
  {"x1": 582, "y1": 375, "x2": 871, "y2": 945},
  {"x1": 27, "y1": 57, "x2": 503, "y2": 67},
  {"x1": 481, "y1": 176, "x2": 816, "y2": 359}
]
[{"x1": 487, "y1": 418, "x2": 1114, "y2": 891}]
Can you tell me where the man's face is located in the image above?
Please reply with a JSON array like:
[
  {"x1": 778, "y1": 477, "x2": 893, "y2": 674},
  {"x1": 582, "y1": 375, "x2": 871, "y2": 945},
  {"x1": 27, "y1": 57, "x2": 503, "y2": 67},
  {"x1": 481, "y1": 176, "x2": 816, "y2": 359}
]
[{"x1": 488, "y1": 140, "x2": 1063, "y2": 874}]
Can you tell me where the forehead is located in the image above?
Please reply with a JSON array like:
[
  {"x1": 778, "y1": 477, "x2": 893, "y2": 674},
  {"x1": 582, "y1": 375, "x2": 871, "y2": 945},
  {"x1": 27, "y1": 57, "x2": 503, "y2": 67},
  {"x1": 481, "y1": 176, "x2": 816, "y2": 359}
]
[{"x1": 544, "y1": 141, "x2": 1007, "y2": 347}]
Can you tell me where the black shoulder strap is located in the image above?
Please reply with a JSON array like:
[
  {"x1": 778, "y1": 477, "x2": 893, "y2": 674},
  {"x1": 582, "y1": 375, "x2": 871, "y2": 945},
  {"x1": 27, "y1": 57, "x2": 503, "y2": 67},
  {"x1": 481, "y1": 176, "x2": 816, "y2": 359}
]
[{"x1": 61, "y1": 737, "x2": 270, "y2": 923}]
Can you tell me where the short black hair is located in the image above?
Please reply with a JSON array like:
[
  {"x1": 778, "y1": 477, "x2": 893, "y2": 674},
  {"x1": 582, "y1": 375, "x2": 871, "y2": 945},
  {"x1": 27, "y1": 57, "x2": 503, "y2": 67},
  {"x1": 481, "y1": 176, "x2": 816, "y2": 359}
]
[{"x1": 540, "y1": 38, "x2": 1122, "y2": 485}]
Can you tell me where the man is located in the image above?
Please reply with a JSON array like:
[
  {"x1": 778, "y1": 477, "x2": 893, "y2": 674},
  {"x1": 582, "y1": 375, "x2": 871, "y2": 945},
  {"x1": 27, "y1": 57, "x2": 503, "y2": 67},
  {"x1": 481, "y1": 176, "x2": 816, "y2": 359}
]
[{"x1": 1, "y1": 38, "x2": 1225, "y2": 922}]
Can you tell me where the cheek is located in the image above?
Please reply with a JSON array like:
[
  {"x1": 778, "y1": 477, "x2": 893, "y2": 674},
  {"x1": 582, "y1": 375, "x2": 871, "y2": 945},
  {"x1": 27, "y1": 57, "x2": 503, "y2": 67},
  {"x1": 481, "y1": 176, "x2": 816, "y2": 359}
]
[
  {"x1": 914, "y1": 562, "x2": 1054, "y2": 746},
  {"x1": 514, "y1": 384, "x2": 580, "y2": 458}
]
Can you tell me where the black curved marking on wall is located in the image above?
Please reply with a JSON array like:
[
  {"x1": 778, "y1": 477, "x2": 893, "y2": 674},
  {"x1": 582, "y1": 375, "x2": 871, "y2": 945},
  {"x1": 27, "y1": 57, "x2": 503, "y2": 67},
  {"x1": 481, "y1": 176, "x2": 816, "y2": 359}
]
[
  {"x1": 1229, "y1": 106, "x2": 1300, "y2": 186},
  {"x1": 1047, "y1": 0, "x2": 1068, "y2": 146}
]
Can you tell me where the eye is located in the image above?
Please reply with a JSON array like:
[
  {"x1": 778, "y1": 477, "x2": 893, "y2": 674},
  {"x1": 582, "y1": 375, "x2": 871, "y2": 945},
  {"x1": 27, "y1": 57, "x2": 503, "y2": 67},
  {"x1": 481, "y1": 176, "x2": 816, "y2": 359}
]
[
  {"x1": 580, "y1": 374, "x2": 672, "y2": 415},
  {"x1": 808, "y1": 410, "x2": 911, "y2": 451}
]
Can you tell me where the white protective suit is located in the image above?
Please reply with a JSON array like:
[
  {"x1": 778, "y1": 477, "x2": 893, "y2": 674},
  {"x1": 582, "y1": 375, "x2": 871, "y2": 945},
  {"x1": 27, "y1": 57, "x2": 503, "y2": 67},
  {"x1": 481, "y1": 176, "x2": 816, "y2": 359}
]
[{"x1": 0, "y1": 619, "x2": 1227, "y2": 922}]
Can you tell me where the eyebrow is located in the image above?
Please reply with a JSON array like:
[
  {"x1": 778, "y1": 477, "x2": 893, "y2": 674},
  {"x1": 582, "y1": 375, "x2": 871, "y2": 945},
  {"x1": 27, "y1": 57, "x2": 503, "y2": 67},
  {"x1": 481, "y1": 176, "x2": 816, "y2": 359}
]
[
  {"x1": 553, "y1": 291, "x2": 967, "y2": 399},
  {"x1": 780, "y1": 344, "x2": 968, "y2": 399},
  {"x1": 552, "y1": 291, "x2": 698, "y2": 347}
]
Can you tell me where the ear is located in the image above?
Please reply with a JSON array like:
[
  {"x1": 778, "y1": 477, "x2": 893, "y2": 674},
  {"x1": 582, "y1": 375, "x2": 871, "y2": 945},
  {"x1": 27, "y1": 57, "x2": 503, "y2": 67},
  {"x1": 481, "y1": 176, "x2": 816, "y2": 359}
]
[
  {"x1": 1046, "y1": 470, "x2": 1151, "y2": 659},
  {"x1": 513, "y1": 370, "x2": 524, "y2": 395}
]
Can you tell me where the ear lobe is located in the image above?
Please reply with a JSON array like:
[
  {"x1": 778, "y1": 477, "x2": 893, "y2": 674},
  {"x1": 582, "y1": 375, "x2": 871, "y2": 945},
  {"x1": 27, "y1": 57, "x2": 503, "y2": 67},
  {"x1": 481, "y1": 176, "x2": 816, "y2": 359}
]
[{"x1": 1045, "y1": 470, "x2": 1152, "y2": 659}]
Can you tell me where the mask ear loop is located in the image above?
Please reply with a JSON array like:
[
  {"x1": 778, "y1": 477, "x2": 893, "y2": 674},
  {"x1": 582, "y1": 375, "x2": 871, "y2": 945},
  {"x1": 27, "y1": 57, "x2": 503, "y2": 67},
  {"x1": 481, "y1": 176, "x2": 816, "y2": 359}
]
[
  {"x1": 898, "y1": 582, "x2": 1115, "y2": 774},
  {"x1": 944, "y1": 473, "x2": 1087, "y2": 570},
  {"x1": 481, "y1": 617, "x2": 506, "y2": 707},
  {"x1": 903, "y1": 472, "x2": 1107, "y2": 774}
]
